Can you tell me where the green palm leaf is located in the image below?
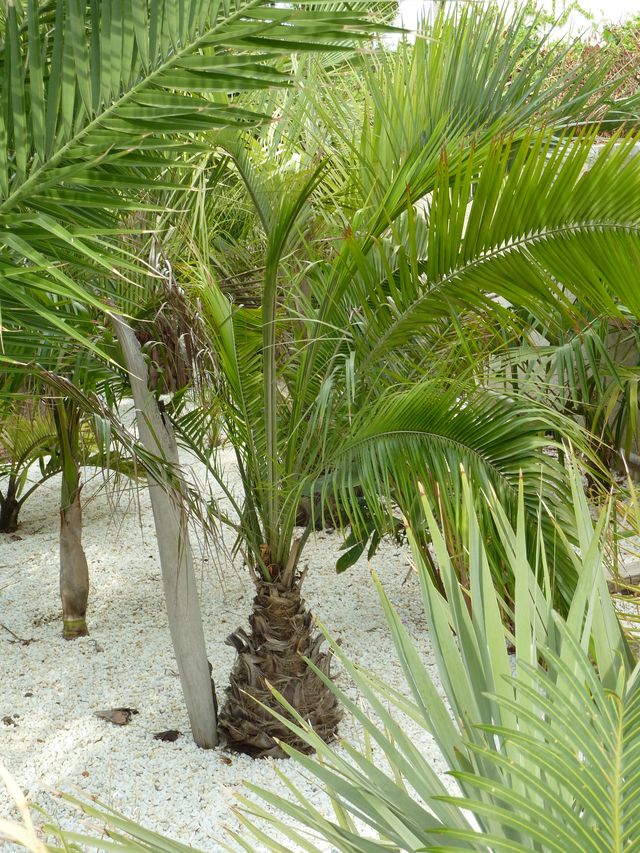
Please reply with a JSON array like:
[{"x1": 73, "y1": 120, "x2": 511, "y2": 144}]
[
  {"x1": 318, "y1": 379, "x2": 580, "y2": 603},
  {"x1": 357, "y1": 130, "x2": 640, "y2": 367},
  {"x1": 0, "y1": 0, "x2": 383, "y2": 337}
]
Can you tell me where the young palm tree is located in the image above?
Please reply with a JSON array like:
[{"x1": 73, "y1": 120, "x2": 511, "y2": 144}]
[
  {"x1": 0, "y1": 308, "x2": 142, "y2": 638},
  {"x1": 163, "y1": 8, "x2": 640, "y2": 754},
  {"x1": 0, "y1": 396, "x2": 58, "y2": 533}
]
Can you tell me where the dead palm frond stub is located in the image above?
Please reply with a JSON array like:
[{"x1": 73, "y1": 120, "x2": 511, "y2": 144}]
[{"x1": 132, "y1": 238, "x2": 212, "y2": 396}]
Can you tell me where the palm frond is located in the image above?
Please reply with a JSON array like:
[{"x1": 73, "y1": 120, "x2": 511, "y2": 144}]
[
  {"x1": 0, "y1": 0, "x2": 383, "y2": 337},
  {"x1": 319, "y1": 378, "x2": 582, "y2": 603},
  {"x1": 308, "y1": 3, "x2": 627, "y2": 223}
]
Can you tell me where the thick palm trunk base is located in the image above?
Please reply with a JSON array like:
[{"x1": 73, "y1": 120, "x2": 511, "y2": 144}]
[
  {"x1": 0, "y1": 476, "x2": 20, "y2": 533},
  {"x1": 0, "y1": 498, "x2": 20, "y2": 533},
  {"x1": 219, "y1": 577, "x2": 342, "y2": 758},
  {"x1": 60, "y1": 493, "x2": 89, "y2": 640}
]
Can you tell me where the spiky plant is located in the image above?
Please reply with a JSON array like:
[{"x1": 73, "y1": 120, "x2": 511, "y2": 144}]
[
  {"x1": 21, "y1": 460, "x2": 639, "y2": 852},
  {"x1": 0, "y1": 314, "x2": 141, "y2": 637}
]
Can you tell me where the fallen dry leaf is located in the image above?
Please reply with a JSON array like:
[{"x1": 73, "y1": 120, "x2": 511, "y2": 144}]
[
  {"x1": 153, "y1": 729, "x2": 181, "y2": 742},
  {"x1": 95, "y1": 707, "x2": 139, "y2": 726}
]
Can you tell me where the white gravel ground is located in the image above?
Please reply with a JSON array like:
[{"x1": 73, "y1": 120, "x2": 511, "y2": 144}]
[{"x1": 0, "y1": 442, "x2": 449, "y2": 851}]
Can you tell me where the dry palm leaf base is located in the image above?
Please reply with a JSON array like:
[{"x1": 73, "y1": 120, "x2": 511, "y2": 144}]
[{"x1": 219, "y1": 577, "x2": 341, "y2": 758}]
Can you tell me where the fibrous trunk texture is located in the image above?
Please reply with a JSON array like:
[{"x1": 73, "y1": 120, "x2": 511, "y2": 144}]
[
  {"x1": 59, "y1": 492, "x2": 89, "y2": 639},
  {"x1": 219, "y1": 576, "x2": 342, "y2": 758},
  {"x1": 0, "y1": 477, "x2": 20, "y2": 532},
  {"x1": 111, "y1": 313, "x2": 218, "y2": 749}
]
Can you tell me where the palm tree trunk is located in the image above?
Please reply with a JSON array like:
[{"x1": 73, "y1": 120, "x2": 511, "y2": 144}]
[
  {"x1": 111, "y1": 313, "x2": 218, "y2": 749},
  {"x1": 0, "y1": 476, "x2": 21, "y2": 533},
  {"x1": 60, "y1": 488, "x2": 90, "y2": 639},
  {"x1": 219, "y1": 571, "x2": 341, "y2": 757},
  {"x1": 55, "y1": 400, "x2": 90, "y2": 640}
]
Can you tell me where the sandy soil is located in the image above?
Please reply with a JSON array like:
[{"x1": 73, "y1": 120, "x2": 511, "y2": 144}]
[{"x1": 0, "y1": 444, "x2": 448, "y2": 851}]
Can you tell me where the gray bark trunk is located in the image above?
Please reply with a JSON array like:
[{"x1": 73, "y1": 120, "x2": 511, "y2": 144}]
[
  {"x1": 111, "y1": 313, "x2": 218, "y2": 749},
  {"x1": 60, "y1": 491, "x2": 90, "y2": 639}
]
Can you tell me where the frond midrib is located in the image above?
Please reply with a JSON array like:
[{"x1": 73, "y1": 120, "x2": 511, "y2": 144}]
[{"x1": 368, "y1": 219, "x2": 640, "y2": 366}]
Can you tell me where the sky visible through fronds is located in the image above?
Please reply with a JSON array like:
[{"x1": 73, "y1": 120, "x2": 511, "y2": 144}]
[{"x1": 396, "y1": 0, "x2": 639, "y2": 41}]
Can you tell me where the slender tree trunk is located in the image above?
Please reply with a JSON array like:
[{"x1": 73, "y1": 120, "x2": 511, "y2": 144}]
[
  {"x1": 60, "y1": 489, "x2": 90, "y2": 639},
  {"x1": 55, "y1": 401, "x2": 90, "y2": 640},
  {"x1": 111, "y1": 313, "x2": 218, "y2": 749},
  {"x1": 0, "y1": 476, "x2": 21, "y2": 533}
]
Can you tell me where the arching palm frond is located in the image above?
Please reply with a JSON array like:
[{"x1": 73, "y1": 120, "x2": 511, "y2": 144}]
[
  {"x1": 288, "y1": 128, "x2": 640, "y2": 438},
  {"x1": 308, "y1": 3, "x2": 629, "y2": 224},
  {"x1": 0, "y1": 0, "x2": 382, "y2": 339},
  {"x1": 352, "y1": 130, "x2": 640, "y2": 366},
  {"x1": 318, "y1": 378, "x2": 580, "y2": 603},
  {"x1": 287, "y1": 128, "x2": 640, "y2": 446}
]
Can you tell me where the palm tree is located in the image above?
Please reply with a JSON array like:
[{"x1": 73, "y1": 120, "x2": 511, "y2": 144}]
[
  {"x1": 0, "y1": 394, "x2": 59, "y2": 533},
  {"x1": 0, "y1": 0, "x2": 383, "y2": 746},
  {"x1": 0, "y1": 308, "x2": 148, "y2": 639},
  {"x1": 160, "y1": 8, "x2": 640, "y2": 754}
]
